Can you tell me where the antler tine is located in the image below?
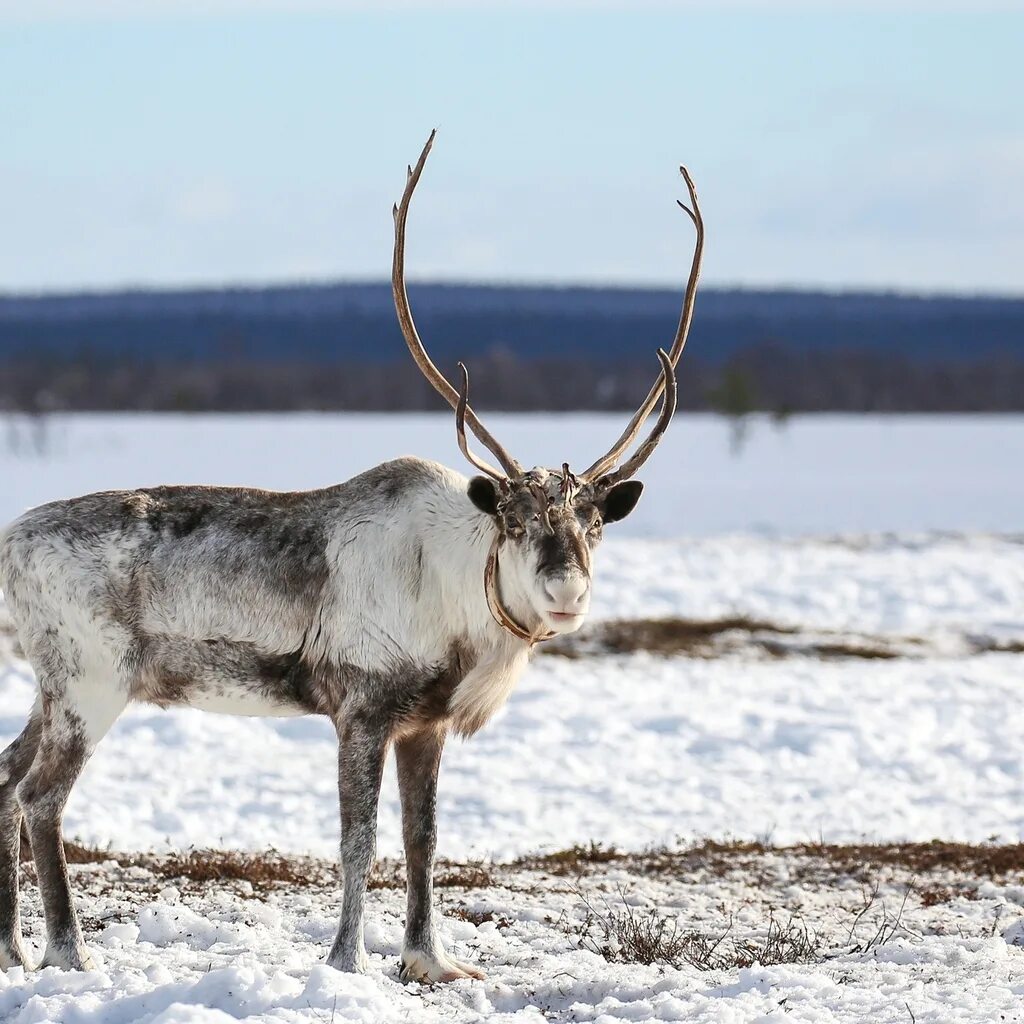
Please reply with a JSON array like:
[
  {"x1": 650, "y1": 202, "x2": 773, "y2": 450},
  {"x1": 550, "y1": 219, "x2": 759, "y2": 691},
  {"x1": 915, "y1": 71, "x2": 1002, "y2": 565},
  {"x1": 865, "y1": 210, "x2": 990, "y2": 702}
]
[
  {"x1": 600, "y1": 349, "x2": 678, "y2": 486},
  {"x1": 393, "y1": 130, "x2": 523, "y2": 479},
  {"x1": 580, "y1": 165, "x2": 703, "y2": 482},
  {"x1": 456, "y1": 362, "x2": 507, "y2": 481}
]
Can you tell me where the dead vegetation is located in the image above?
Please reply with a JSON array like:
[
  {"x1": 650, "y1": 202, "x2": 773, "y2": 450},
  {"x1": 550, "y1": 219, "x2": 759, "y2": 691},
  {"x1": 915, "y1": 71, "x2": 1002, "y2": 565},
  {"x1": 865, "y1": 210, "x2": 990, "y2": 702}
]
[
  {"x1": 434, "y1": 863, "x2": 495, "y2": 889},
  {"x1": 21, "y1": 836, "x2": 1024, "y2": 898},
  {"x1": 24, "y1": 841, "x2": 329, "y2": 891},
  {"x1": 512, "y1": 841, "x2": 621, "y2": 874},
  {"x1": 446, "y1": 904, "x2": 513, "y2": 929},
  {"x1": 518, "y1": 837, "x2": 1024, "y2": 891},
  {"x1": 543, "y1": 615, "x2": 1023, "y2": 661},
  {"x1": 39, "y1": 835, "x2": 1021, "y2": 893},
  {"x1": 21, "y1": 839, "x2": 497, "y2": 895},
  {"x1": 790, "y1": 839, "x2": 1024, "y2": 878},
  {"x1": 565, "y1": 888, "x2": 825, "y2": 971},
  {"x1": 565, "y1": 873, "x2": 918, "y2": 971},
  {"x1": 16, "y1": 835, "x2": 1014, "y2": 973},
  {"x1": 546, "y1": 617, "x2": 797, "y2": 659}
]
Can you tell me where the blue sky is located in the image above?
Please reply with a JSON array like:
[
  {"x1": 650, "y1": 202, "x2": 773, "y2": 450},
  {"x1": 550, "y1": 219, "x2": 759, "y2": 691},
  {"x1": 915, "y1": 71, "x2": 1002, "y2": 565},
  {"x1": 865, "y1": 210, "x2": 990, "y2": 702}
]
[{"x1": 1, "y1": 4, "x2": 1020, "y2": 294}]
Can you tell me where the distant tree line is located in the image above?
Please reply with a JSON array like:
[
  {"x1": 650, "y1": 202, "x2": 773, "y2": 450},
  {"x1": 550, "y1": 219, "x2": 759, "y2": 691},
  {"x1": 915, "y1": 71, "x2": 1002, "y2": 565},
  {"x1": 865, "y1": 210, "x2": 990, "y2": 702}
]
[
  {"x1": 1, "y1": 343, "x2": 1023, "y2": 416},
  {"x1": 1, "y1": 282, "x2": 1022, "y2": 415}
]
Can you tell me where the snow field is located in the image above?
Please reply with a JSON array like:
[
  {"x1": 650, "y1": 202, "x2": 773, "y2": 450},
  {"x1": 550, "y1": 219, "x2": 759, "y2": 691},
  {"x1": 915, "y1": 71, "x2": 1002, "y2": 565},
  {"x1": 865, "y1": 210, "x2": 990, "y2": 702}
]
[
  {"x1": 4, "y1": 846, "x2": 1024, "y2": 1023},
  {"x1": 3, "y1": 533, "x2": 1023, "y2": 860}
]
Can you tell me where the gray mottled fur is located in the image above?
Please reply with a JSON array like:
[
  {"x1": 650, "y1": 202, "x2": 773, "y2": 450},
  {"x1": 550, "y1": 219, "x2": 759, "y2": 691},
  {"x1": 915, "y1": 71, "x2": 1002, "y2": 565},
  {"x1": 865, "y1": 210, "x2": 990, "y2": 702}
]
[{"x1": 0, "y1": 455, "x2": 623, "y2": 980}]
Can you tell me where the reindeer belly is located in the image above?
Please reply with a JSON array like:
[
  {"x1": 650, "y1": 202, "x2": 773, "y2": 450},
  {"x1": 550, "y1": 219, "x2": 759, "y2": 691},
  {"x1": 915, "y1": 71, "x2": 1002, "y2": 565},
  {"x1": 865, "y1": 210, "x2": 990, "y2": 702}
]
[
  {"x1": 133, "y1": 634, "x2": 323, "y2": 717},
  {"x1": 184, "y1": 685, "x2": 310, "y2": 718}
]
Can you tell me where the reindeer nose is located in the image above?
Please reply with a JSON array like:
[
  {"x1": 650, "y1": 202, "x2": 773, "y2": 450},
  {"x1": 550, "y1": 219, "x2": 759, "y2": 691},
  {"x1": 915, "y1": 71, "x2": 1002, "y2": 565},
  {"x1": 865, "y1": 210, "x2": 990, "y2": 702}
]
[{"x1": 544, "y1": 577, "x2": 590, "y2": 610}]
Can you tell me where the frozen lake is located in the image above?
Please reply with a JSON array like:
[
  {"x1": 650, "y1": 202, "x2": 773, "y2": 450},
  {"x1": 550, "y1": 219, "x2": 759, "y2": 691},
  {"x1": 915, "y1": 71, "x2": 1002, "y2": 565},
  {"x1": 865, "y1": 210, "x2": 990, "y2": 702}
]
[{"x1": 0, "y1": 411, "x2": 1021, "y2": 537}]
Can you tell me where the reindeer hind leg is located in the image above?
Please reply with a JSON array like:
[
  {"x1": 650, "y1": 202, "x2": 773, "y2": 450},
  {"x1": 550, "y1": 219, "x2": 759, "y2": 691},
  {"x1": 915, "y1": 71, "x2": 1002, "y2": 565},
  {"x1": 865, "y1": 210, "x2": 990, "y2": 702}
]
[
  {"x1": 0, "y1": 699, "x2": 42, "y2": 970},
  {"x1": 17, "y1": 677, "x2": 126, "y2": 971}
]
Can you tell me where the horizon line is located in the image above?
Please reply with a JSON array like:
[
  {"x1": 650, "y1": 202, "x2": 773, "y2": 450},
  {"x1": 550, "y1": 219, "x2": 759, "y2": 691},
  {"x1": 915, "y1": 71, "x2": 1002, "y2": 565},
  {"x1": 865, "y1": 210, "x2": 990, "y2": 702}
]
[{"x1": 3, "y1": 276, "x2": 1022, "y2": 304}]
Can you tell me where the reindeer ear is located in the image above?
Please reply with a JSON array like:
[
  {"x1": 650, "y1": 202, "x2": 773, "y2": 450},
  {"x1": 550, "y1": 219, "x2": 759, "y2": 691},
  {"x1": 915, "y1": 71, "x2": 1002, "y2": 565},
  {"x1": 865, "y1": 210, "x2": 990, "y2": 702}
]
[
  {"x1": 468, "y1": 476, "x2": 500, "y2": 516},
  {"x1": 600, "y1": 480, "x2": 643, "y2": 523}
]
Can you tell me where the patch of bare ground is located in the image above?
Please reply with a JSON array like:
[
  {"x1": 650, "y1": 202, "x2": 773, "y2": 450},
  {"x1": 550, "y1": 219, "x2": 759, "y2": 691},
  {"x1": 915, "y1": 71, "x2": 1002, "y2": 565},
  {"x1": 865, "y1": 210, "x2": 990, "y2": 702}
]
[
  {"x1": 22, "y1": 842, "x2": 497, "y2": 898},
  {"x1": 512, "y1": 841, "x2": 622, "y2": 874},
  {"x1": 21, "y1": 841, "x2": 329, "y2": 892},
  {"x1": 19, "y1": 836, "x2": 1020, "y2": 973},
  {"x1": 367, "y1": 859, "x2": 494, "y2": 891},
  {"x1": 515, "y1": 839, "x2": 771, "y2": 877},
  {"x1": 520, "y1": 838, "x2": 1024, "y2": 886},
  {"x1": 792, "y1": 839, "x2": 1024, "y2": 877},
  {"x1": 22, "y1": 835, "x2": 1024, "y2": 901},
  {"x1": 985, "y1": 638, "x2": 1024, "y2": 655},
  {"x1": 446, "y1": 905, "x2": 513, "y2": 929},
  {"x1": 543, "y1": 615, "x2": 1024, "y2": 661},
  {"x1": 24, "y1": 837, "x2": 1024, "y2": 896},
  {"x1": 545, "y1": 617, "x2": 798, "y2": 659}
]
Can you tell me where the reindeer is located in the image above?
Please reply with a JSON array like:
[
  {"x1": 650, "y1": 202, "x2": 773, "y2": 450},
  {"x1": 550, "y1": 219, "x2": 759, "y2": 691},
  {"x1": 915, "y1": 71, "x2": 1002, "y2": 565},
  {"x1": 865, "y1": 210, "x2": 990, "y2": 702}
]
[{"x1": 0, "y1": 132, "x2": 703, "y2": 983}]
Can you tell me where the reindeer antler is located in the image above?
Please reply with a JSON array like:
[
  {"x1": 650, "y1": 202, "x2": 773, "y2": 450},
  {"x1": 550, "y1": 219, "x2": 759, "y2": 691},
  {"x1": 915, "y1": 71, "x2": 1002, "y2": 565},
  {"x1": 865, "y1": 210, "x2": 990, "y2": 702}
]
[
  {"x1": 393, "y1": 131, "x2": 522, "y2": 481},
  {"x1": 579, "y1": 166, "x2": 703, "y2": 483}
]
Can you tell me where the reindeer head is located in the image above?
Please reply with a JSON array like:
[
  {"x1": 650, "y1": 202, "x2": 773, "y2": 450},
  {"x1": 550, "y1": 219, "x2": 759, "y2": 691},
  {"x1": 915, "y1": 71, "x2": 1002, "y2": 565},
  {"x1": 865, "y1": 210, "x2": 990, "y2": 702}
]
[{"x1": 392, "y1": 130, "x2": 704, "y2": 643}]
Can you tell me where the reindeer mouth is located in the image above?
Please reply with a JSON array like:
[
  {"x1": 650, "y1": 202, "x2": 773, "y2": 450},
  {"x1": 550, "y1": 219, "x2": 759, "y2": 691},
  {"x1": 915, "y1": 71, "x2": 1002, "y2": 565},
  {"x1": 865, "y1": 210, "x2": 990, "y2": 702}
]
[{"x1": 546, "y1": 610, "x2": 585, "y2": 627}]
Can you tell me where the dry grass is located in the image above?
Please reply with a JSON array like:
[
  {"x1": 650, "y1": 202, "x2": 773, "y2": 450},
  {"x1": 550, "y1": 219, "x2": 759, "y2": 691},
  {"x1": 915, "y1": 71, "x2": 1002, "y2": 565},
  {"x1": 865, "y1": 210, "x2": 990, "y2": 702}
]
[
  {"x1": 566, "y1": 888, "x2": 823, "y2": 971},
  {"x1": 513, "y1": 841, "x2": 621, "y2": 875},
  {"x1": 141, "y1": 848, "x2": 315, "y2": 888},
  {"x1": 434, "y1": 863, "x2": 495, "y2": 889},
  {"x1": 985, "y1": 638, "x2": 1024, "y2": 655},
  {"x1": 513, "y1": 837, "x2": 1024, "y2": 906},
  {"x1": 366, "y1": 859, "x2": 406, "y2": 890},
  {"x1": 543, "y1": 615, "x2": 1024, "y2": 662},
  {"x1": 21, "y1": 836, "x2": 1024, "y2": 909},
  {"x1": 16, "y1": 836, "x2": 998, "y2": 970},
  {"x1": 544, "y1": 616, "x2": 914, "y2": 661},
  {"x1": 565, "y1": 874, "x2": 918, "y2": 971},
  {"x1": 22, "y1": 839, "x2": 325, "y2": 890},
  {"x1": 366, "y1": 859, "x2": 495, "y2": 890},
  {"x1": 447, "y1": 905, "x2": 513, "y2": 929},
  {"x1": 790, "y1": 839, "x2": 1024, "y2": 877},
  {"x1": 517, "y1": 839, "x2": 771, "y2": 878},
  {"x1": 23, "y1": 842, "x2": 498, "y2": 893}
]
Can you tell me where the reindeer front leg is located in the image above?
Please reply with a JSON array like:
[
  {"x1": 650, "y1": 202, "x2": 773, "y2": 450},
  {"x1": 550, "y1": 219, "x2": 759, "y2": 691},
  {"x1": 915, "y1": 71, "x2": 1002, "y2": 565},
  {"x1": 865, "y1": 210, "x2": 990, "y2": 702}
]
[
  {"x1": 395, "y1": 726, "x2": 485, "y2": 983},
  {"x1": 327, "y1": 713, "x2": 389, "y2": 974}
]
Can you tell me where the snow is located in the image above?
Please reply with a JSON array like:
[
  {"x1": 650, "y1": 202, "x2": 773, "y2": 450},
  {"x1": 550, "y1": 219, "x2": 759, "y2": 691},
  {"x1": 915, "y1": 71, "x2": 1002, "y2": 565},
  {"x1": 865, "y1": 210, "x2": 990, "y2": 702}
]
[
  {"x1": 593, "y1": 532, "x2": 1024, "y2": 640},
  {"x1": 4, "y1": 845, "x2": 1024, "y2": 1023},
  {"x1": 1, "y1": 412, "x2": 1023, "y2": 1021},
  {"x1": 4, "y1": 602, "x2": 1024, "y2": 861}
]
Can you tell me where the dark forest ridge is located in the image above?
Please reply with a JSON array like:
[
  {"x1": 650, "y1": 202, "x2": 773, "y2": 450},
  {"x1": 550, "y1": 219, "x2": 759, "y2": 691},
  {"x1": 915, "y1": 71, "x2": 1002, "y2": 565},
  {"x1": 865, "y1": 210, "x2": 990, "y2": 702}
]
[{"x1": 2, "y1": 281, "x2": 1023, "y2": 367}]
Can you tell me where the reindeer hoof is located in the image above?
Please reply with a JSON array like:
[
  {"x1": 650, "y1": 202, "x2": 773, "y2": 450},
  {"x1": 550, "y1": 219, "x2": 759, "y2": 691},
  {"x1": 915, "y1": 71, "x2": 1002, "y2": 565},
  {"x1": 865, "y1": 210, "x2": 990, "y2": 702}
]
[
  {"x1": 400, "y1": 949, "x2": 486, "y2": 984},
  {"x1": 0, "y1": 942, "x2": 32, "y2": 972},
  {"x1": 40, "y1": 944, "x2": 95, "y2": 972},
  {"x1": 325, "y1": 946, "x2": 370, "y2": 974}
]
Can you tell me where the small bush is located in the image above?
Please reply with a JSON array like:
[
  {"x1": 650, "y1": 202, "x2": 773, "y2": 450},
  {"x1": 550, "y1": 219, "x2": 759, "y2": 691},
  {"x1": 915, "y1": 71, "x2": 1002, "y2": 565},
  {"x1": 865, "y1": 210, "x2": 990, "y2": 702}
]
[
  {"x1": 566, "y1": 889, "x2": 821, "y2": 971},
  {"x1": 435, "y1": 863, "x2": 494, "y2": 889},
  {"x1": 514, "y1": 841, "x2": 621, "y2": 875}
]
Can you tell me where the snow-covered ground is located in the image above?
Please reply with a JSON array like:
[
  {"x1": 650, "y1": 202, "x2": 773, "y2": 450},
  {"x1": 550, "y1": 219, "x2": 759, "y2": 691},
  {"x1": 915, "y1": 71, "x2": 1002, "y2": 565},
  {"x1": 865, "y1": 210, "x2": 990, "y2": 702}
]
[
  {"x1": 6, "y1": 842, "x2": 1024, "y2": 1024},
  {"x1": 2, "y1": 533, "x2": 1023, "y2": 859},
  {"x1": 1, "y1": 413, "x2": 1023, "y2": 1021}
]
